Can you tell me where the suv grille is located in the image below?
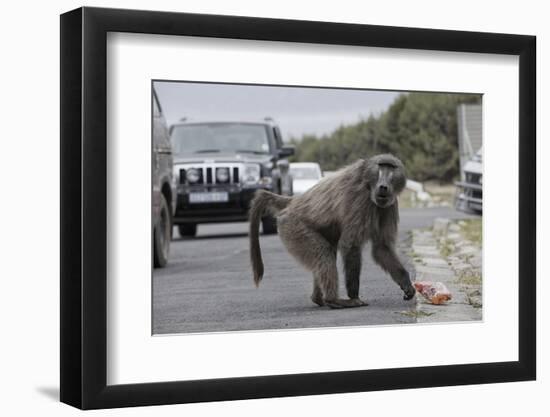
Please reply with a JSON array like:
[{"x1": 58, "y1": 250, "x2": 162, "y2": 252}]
[
  {"x1": 465, "y1": 172, "x2": 482, "y2": 185},
  {"x1": 180, "y1": 166, "x2": 240, "y2": 185}
]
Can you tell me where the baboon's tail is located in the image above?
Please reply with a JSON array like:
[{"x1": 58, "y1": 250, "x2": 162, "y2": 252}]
[{"x1": 249, "y1": 190, "x2": 292, "y2": 286}]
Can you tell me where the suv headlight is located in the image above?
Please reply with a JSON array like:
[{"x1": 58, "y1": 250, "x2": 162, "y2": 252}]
[
  {"x1": 243, "y1": 163, "x2": 260, "y2": 185},
  {"x1": 216, "y1": 167, "x2": 230, "y2": 183},
  {"x1": 187, "y1": 168, "x2": 201, "y2": 184}
]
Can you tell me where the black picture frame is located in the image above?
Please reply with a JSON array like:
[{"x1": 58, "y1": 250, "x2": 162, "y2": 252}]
[{"x1": 60, "y1": 6, "x2": 536, "y2": 410}]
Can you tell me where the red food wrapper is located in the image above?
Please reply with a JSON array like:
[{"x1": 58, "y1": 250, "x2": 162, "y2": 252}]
[{"x1": 413, "y1": 281, "x2": 452, "y2": 305}]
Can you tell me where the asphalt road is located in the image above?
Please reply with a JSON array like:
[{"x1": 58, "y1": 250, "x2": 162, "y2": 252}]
[{"x1": 153, "y1": 207, "x2": 476, "y2": 334}]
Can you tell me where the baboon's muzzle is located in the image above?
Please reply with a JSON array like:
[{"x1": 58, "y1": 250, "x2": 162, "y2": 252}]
[
  {"x1": 375, "y1": 195, "x2": 392, "y2": 208},
  {"x1": 374, "y1": 176, "x2": 393, "y2": 207}
]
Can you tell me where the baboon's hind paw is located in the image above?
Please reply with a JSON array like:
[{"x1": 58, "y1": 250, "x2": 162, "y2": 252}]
[
  {"x1": 311, "y1": 294, "x2": 325, "y2": 307},
  {"x1": 325, "y1": 298, "x2": 368, "y2": 309},
  {"x1": 325, "y1": 301, "x2": 346, "y2": 309}
]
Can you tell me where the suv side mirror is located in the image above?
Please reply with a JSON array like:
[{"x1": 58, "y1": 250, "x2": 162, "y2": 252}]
[{"x1": 278, "y1": 145, "x2": 295, "y2": 158}]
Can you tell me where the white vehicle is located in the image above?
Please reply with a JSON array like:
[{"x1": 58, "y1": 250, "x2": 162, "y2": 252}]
[
  {"x1": 289, "y1": 162, "x2": 323, "y2": 196},
  {"x1": 455, "y1": 148, "x2": 482, "y2": 213}
]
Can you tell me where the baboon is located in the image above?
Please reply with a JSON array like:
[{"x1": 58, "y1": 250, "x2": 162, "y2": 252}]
[{"x1": 249, "y1": 154, "x2": 416, "y2": 309}]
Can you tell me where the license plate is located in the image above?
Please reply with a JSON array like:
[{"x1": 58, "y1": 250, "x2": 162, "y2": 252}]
[{"x1": 189, "y1": 192, "x2": 229, "y2": 204}]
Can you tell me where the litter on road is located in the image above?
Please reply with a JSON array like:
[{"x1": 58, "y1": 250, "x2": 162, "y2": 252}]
[{"x1": 414, "y1": 281, "x2": 452, "y2": 305}]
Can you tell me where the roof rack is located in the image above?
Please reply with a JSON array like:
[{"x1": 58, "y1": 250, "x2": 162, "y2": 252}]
[{"x1": 171, "y1": 118, "x2": 279, "y2": 126}]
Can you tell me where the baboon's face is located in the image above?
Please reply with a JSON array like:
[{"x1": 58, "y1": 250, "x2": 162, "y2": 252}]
[{"x1": 367, "y1": 156, "x2": 406, "y2": 208}]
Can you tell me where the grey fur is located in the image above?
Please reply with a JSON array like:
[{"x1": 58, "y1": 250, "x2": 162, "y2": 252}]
[{"x1": 249, "y1": 154, "x2": 416, "y2": 308}]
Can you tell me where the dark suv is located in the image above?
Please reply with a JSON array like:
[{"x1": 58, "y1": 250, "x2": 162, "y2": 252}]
[
  {"x1": 170, "y1": 119, "x2": 294, "y2": 237},
  {"x1": 152, "y1": 90, "x2": 175, "y2": 267}
]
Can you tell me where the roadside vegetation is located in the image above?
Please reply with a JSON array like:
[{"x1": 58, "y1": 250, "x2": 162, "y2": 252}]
[
  {"x1": 459, "y1": 218, "x2": 482, "y2": 247},
  {"x1": 289, "y1": 92, "x2": 481, "y2": 182}
]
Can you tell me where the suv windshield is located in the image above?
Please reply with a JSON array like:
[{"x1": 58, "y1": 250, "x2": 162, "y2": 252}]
[{"x1": 171, "y1": 123, "x2": 271, "y2": 155}]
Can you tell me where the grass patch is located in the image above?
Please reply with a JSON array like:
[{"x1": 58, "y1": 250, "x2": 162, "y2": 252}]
[
  {"x1": 409, "y1": 249, "x2": 424, "y2": 264},
  {"x1": 460, "y1": 218, "x2": 482, "y2": 247},
  {"x1": 439, "y1": 239, "x2": 454, "y2": 258},
  {"x1": 398, "y1": 310, "x2": 435, "y2": 318},
  {"x1": 456, "y1": 271, "x2": 482, "y2": 286}
]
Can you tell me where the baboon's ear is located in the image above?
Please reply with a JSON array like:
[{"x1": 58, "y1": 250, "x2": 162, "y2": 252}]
[{"x1": 362, "y1": 160, "x2": 373, "y2": 188}]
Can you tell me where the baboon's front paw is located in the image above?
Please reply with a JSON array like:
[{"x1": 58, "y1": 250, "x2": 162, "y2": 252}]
[{"x1": 403, "y1": 285, "x2": 416, "y2": 301}]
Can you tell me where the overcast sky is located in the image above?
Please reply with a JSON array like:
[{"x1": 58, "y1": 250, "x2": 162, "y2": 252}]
[{"x1": 154, "y1": 81, "x2": 400, "y2": 140}]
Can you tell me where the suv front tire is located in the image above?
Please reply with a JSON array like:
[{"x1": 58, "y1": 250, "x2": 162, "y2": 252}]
[
  {"x1": 153, "y1": 194, "x2": 171, "y2": 268},
  {"x1": 262, "y1": 216, "x2": 278, "y2": 235}
]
